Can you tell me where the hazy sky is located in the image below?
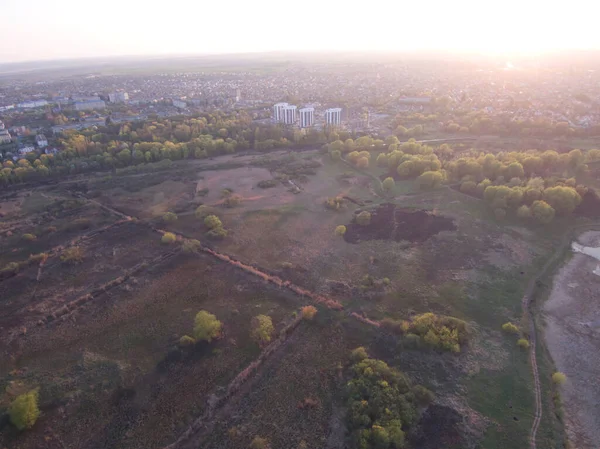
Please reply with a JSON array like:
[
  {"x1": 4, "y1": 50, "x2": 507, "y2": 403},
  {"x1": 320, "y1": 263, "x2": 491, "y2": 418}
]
[{"x1": 1, "y1": 0, "x2": 598, "y2": 62}]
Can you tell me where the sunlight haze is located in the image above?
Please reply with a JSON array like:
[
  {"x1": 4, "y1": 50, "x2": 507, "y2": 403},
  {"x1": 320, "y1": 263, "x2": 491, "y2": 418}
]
[{"x1": 1, "y1": 0, "x2": 599, "y2": 62}]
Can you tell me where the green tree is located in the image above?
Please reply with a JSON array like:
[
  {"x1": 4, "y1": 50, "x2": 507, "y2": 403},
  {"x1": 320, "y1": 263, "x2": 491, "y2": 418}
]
[
  {"x1": 502, "y1": 322, "x2": 519, "y2": 334},
  {"x1": 335, "y1": 225, "x2": 347, "y2": 236},
  {"x1": 351, "y1": 346, "x2": 369, "y2": 362},
  {"x1": 251, "y1": 315, "x2": 275, "y2": 345},
  {"x1": 9, "y1": 389, "x2": 40, "y2": 431},
  {"x1": 543, "y1": 186, "x2": 582, "y2": 215},
  {"x1": 517, "y1": 205, "x2": 532, "y2": 219},
  {"x1": 162, "y1": 212, "x2": 178, "y2": 222},
  {"x1": 552, "y1": 372, "x2": 567, "y2": 385},
  {"x1": 204, "y1": 215, "x2": 223, "y2": 229},
  {"x1": 531, "y1": 200, "x2": 556, "y2": 224},
  {"x1": 193, "y1": 310, "x2": 222, "y2": 342},
  {"x1": 382, "y1": 177, "x2": 395, "y2": 192},
  {"x1": 161, "y1": 232, "x2": 177, "y2": 244},
  {"x1": 416, "y1": 171, "x2": 443, "y2": 190},
  {"x1": 517, "y1": 338, "x2": 530, "y2": 349}
]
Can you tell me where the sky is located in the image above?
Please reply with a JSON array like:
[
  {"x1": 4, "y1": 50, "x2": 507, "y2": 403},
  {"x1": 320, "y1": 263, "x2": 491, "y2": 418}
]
[{"x1": 1, "y1": 0, "x2": 599, "y2": 63}]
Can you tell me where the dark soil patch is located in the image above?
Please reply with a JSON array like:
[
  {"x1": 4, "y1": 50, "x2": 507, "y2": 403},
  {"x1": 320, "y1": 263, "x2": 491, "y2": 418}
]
[
  {"x1": 575, "y1": 189, "x2": 600, "y2": 218},
  {"x1": 343, "y1": 203, "x2": 456, "y2": 244},
  {"x1": 408, "y1": 404, "x2": 465, "y2": 449}
]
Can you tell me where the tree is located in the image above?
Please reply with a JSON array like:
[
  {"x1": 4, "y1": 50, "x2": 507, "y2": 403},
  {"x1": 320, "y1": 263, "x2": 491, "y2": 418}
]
[
  {"x1": 22, "y1": 233, "x2": 36, "y2": 241},
  {"x1": 193, "y1": 310, "x2": 222, "y2": 342},
  {"x1": 517, "y1": 338, "x2": 530, "y2": 349},
  {"x1": 161, "y1": 232, "x2": 177, "y2": 244},
  {"x1": 9, "y1": 389, "x2": 40, "y2": 431},
  {"x1": 356, "y1": 211, "x2": 371, "y2": 226},
  {"x1": 162, "y1": 212, "x2": 178, "y2": 222},
  {"x1": 301, "y1": 305, "x2": 317, "y2": 320},
  {"x1": 204, "y1": 215, "x2": 223, "y2": 229},
  {"x1": 382, "y1": 177, "x2": 395, "y2": 192},
  {"x1": 517, "y1": 205, "x2": 532, "y2": 219},
  {"x1": 251, "y1": 315, "x2": 274, "y2": 345},
  {"x1": 356, "y1": 157, "x2": 369, "y2": 169},
  {"x1": 502, "y1": 322, "x2": 519, "y2": 334},
  {"x1": 531, "y1": 200, "x2": 556, "y2": 224},
  {"x1": 416, "y1": 171, "x2": 443, "y2": 190},
  {"x1": 195, "y1": 205, "x2": 212, "y2": 219},
  {"x1": 330, "y1": 150, "x2": 341, "y2": 161},
  {"x1": 460, "y1": 181, "x2": 477, "y2": 195},
  {"x1": 552, "y1": 372, "x2": 567, "y2": 385},
  {"x1": 61, "y1": 246, "x2": 85, "y2": 264},
  {"x1": 179, "y1": 335, "x2": 196, "y2": 347},
  {"x1": 335, "y1": 225, "x2": 347, "y2": 236},
  {"x1": 351, "y1": 346, "x2": 369, "y2": 362},
  {"x1": 543, "y1": 186, "x2": 582, "y2": 215}
]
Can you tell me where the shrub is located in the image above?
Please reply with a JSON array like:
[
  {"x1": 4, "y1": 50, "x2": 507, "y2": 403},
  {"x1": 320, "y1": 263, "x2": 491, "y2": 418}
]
[
  {"x1": 1, "y1": 262, "x2": 20, "y2": 273},
  {"x1": 334, "y1": 225, "x2": 346, "y2": 236},
  {"x1": 531, "y1": 200, "x2": 555, "y2": 224},
  {"x1": 301, "y1": 305, "x2": 317, "y2": 320},
  {"x1": 325, "y1": 196, "x2": 344, "y2": 211},
  {"x1": 206, "y1": 226, "x2": 228, "y2": 239},
  {"x1": 179, "y1": 335, "x2": 196, "y2": 347},
  {"x1": 350, "y1": 346, "x2": 369, "y2": 362},
  {"x1": 251, "y1": 315, "x2": 274, "y2": 345},
  {"x1": 356, "y1": 211, "x2": 371, "y2": 226},
  {"x1": 413, "y1": 385, "x2": 435, "y2": 406},
  {"x1": 330, "y1": 150, "x2": 341, "y2": 161},
  {"x1": 182, "y1": 239, "x2": 201, "y2": 253},
  {"x1": 193, "y1": 310, "x2": 222, "y2": 342},
  {"x1": 356, "y1": 157, "x2": 369, "y2": 168},
  {"x1": 502, "y1": 322, "x2": 519, "y2": 334},
  {"x1": 250, "y1": 436, "x2": 271, "y2": 449},
  {"x1": 22, "y1": 233, "x2": 36, "y2": 242},
  {"x1": 61, "y1": 246, "x2": 84, "y2": 264},
  {"x1": 460, "y1": 181, "x2": 477, "y2": 195},
  {"x1": 204, "y1": 215, "x2": 222, "y2": 229},
  {"x1": 552, "y1": 372, "x2": 567, "y2": 385},
  {"x1": 224, "y1": 194, "x2": 242, "y2": 207},
  {"x1": 382, "y1": 177, "x2": 395, "y2": 192},
  {"x1": 380, "y1": 318, "x2": 409, "y2": 335},
  {"x1": 257, "y1": 179, "x2": 277, "y2": 188},
  {"x1": 517, "y1": 338, "x2": 530, "y2": 349},
  {"x1": 9, "y1": 389, "x2": 40, "y2": 431},
  {"x1": 517, "y1": 205, "x2": 533, "y2": 219},
  {"x1": 161, "y1": 232, "x2": 177, "y2": 244},
  {"x1": 162, "y1": 212, "x2": 178, "y2": 222},
  {"x1": 195, "y1": 205, "x2": 212, "y2": 219}
]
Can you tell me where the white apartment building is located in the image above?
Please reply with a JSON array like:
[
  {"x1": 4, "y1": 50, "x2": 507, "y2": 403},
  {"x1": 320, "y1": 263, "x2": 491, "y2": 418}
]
[
  {"x1": 0, "y1": 129, "x2": 11, "y2": 144},
  {"x1": 109, "y1": 92, "x2": 129, "y2": 103},
  {"x1": 325, "y1": 108, "x2": 342, "y2": 126},
  {"x1": 299, "y1": 107, "x2": 314, "y2": 128},
  {"x1": 282, "y1": 105, "x2": 297, "y2": 124},
  {"x1": 273, "y1": 102, "x2": 288, "y2": 122},
  {"x1": 172, "y1": 99, "x2": 187, "y2": 109},
  {"x1": 36, "y1": 134, "x2": 48, "y2": 148}
]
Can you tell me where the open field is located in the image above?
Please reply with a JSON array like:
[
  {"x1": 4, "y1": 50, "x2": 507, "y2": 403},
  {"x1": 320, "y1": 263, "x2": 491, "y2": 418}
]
[{"x1": 0, "y1": 148, "x2": 582, "y2": 449}]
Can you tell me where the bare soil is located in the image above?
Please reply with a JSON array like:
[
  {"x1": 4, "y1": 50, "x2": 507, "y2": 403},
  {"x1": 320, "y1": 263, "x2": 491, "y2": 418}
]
[{"x1": 543, "y1": 231, "x2": 600, "y2": 449}]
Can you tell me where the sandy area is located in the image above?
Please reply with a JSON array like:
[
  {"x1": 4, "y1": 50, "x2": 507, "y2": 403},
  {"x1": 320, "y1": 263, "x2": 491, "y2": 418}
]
[{"x1": 543, "y1": 231, "x2": 600, "y2": 449}]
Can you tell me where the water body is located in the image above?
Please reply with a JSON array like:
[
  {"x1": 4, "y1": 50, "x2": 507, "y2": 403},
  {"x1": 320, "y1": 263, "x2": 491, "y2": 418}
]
[{"x1": 572, "y1": 242, "x2": 600, "y2": 275}]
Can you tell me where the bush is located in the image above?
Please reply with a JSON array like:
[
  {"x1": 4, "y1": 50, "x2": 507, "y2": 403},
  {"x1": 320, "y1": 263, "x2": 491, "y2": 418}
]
[
  {"x1": 251, "y1": 315, "x2": 274, "y2": 345},
  {"x1": 380, "y1": 318, "x2": 409, "y2": 335},
  {"x1": 9, "y1": 389, "x2": 40, "y2": 431},
  {"x1": 335, "y1": 225, "x2": 347, "y2": 236},
  {"x1": 257, "y1": 179, "x2": 277, "y2": 188},
  {"x1": 517, "y1": 205, "x2": 533, "y2": 219},
  {"x1": 224, "y1": 194, "x2": 242, "y2": 207},
  {"x1": 517, "y1": 338, "x2": 530, "y2": 349},
  {"x1": 22, "y1": 233, "x2": 36, "y2": 242},
  {"x1": 204, "y1": 215, "x2": 222, "y2": 229},
  {"x1": 161, "y1": 232, "x2": 177, "y2": 244},
  {"x1": 460, "y1": 181, "x2": 477, "y2": 195},
  {"x1": 250, "y1": 436, "x2": 271, "y2": 449},
  {"x1": 382, "y1": 177, "x2": 395, "y2": 192},
  {"x1": 162, "y1": 212, "x2": 178, "y2": 222},
  {"x1": 325, "y1": 196, "x2": 344, "y2": 211},
  {"x1": 61, "y1": 246, "x2": 84, "y2": 264},
  {"x1": 1, "y1": 262, "x2": 20, "y2": 274},
  {"x1": 356, "y1": 211, "x2": 371, "y2": 226},
  {"x1": 206, "y1": 226, "x2": 228, "y2": 239},
  {"x1": 179, "y1": 335, "x2": 196, "y2": 347},
  {"x1": 195, "y1": 205, "x2": 213, "y2": 219},
  {"x1": 552, "y1": 372, "x2": 567, "y2": 385},
  {"x1": 301, "y1": 305, "x2": 317, "y2": 320},
  {"x1": 182, "y1": 239, "x2": 201, "y2": 253},
  {"x1": 502, "y1": 322, "x2": 519, "y2": 334},
  {"x1": 413, "y1": 385, "x2": 435, "y2": 406},
  {"x1": 350, "y1": 346, "x2": 369, "y2": 362},
  {"x1": 193, "y1": 310, "x2": 222, "y2": 342}
]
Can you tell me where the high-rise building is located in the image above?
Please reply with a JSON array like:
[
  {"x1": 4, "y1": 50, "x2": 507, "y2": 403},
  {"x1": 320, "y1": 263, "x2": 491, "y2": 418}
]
[
  {"x1": 109, "y1": 92, "x2": 129, "y2": 103},
  {"x1": 235, "y1": 89, "x2": 241, "y2": 102},
  {"x1": 299, "y1": 107, "x2": 314, "y2": 128},
  {"x1": 282, "y1": 105, "x2": 297, "y2": 124},
  {"x1": 273, "y1": 102, "x2": 288, "y2": 122},
  {"x1": 325, "y1": 108, "x2": 342, "y2": 126}
]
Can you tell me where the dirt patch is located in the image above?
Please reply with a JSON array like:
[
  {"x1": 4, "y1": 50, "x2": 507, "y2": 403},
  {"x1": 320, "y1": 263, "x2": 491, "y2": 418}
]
[
  {"x1": 575, "y1": 190, "x2": 600, "y2": 218},
  {"x1": 408, "y1": 405, "x2": 466, "y2": 449},
  {"x1": 343, "y1": 203, "x2": 456, "y2": 244},
  {"x1": 543, "y1": 230, "x2": 600, "y2": 449}
]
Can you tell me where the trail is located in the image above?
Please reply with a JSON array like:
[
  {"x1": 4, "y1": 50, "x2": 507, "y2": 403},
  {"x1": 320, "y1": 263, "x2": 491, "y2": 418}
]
[{"x1": 522, "y1": 222, "x2": 600, "y2": 449}]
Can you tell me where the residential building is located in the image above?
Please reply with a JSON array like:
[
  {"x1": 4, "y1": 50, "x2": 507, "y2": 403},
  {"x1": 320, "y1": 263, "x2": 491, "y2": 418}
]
[
  {"x1": 17, "y1": 100, "x2": 48, "y2": 109},
  {"x1": 172, "y1": 99, "x2": 187, "y2": 109},
  {"x1": 273, "y1": 102, "x2": 288, "y2": 122},
  {"x1": 0, "y1": 129, "x2": 11, "y2": 144},
  {"x1": 74, "y1": 99, "x2": 106, "y2": 111},
  {"x1": 36, "y1": 134, "x2": 48, "y2": 148},
  {"x1": 325, "y1": 107, "x2": 342, "y2": 126},
  {"x1": 299, "y1": 107, "x2": 314, "y2": 128},
  {"x1": 18, "y1": 146, "x2": 36, "y2": 155},
  {"x1": 109, "y1": 92, "x2": 129, "y2": 103},
  {"x1": 0, "y1": 120, "x2": 4, "y2": 130},
  {"x1": 282, "y1": 105, "x2": 297, "y2": 125}
]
